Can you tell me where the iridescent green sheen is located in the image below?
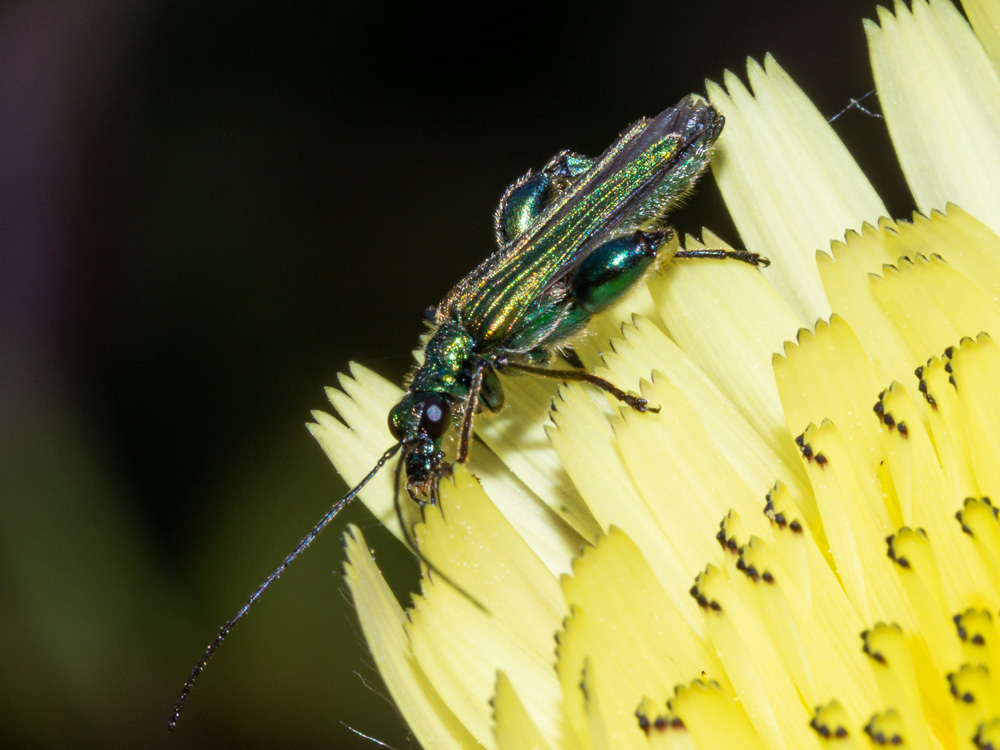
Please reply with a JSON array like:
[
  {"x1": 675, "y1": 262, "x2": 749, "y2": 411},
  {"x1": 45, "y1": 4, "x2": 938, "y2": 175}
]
[
  {"x1": 437, "y1": 103, "x2": 722, "y2": 349},
  {"x1": 409, "y1": 322, "x2": 475, "y2": 397},
  {"x1": 572, "y1": 233, "x2": 657, "y2": 313},
  {"x1": 495, "y1": 172, "x2": 551, "y2": 245},
  {"x1": 560, "y1": 151, "x2": 594, "y2": 178},
  {"x1": 493, "y1": 150, "x2": 595, "y2": 246}
]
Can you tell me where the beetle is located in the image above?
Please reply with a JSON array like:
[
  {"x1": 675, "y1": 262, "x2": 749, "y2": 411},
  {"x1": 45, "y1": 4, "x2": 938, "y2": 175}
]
[{"x1": 169, "y1": 96, "x2": 766, "y2": 729}]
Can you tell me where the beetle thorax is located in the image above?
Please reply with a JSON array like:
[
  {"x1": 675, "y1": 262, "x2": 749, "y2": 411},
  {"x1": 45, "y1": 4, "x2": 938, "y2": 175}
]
[{"x1": 409, "y1": 322, "x2": 476, "y2": 398}]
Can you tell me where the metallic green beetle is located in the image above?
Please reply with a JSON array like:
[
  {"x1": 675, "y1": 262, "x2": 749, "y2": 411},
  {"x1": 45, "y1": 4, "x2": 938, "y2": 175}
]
[
  {"x1": 388, "y1": 96, "x2": 764, "y2": 503},
  {"x1": 170, "y1": 96, "x2": 766, "y2": 728}
]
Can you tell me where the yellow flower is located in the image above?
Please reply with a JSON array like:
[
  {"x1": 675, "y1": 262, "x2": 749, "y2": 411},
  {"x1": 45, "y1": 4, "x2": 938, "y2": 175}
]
[{"x1": 309, "y1": 1, "x2": 1000, "y2": 747}]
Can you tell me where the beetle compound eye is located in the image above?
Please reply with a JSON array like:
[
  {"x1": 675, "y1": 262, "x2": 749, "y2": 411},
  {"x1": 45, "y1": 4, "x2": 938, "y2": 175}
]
[
  {"x1": 388, "y1": 393, "x2": 450, "y2": 440},
  {"x1": 419, "y1": 396, "x2": 451, "y2": 438}
]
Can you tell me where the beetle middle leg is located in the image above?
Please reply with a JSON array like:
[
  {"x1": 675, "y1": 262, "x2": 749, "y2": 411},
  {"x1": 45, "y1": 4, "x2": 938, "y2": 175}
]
[{"x1": 498, "y1": 360, "x2": 658, "y2": 413}]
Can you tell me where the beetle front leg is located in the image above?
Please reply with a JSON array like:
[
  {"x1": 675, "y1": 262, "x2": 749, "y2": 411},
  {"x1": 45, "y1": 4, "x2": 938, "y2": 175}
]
[{"x1": 457, "y1": 360, "x2": 488, "y2": 464}]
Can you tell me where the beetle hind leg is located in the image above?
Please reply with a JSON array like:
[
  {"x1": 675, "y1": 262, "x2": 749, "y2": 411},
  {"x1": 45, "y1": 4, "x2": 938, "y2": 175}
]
[{"x1": 674, "y1": 247, "x2": 770, "y2": 267}]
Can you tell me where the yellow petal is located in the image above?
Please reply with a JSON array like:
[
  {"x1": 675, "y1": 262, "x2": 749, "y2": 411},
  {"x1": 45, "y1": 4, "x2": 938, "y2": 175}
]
[
  {"x1": 809, "y1": 701, "x2": 864, "y2": 749},
  {"x1": 884, "y1": 529, "x2": 963, "y2": 684},
  {"x1": 953, "y1": 608, "x2": 1000, "y2": 711},
  {"x1": 950, "y1": 661, "x2": 997, "y2": 744},
  {"x1": 950, "y1": 334, "x2": 1000, "y2": 498},
  {"x1": 860, "y1": 623, "x2": 944, "y2": 750},
  {"x1": 493, "y1": 671, "x2": 553, "y2": 750},
  {"x1": 558, "y1": 529, "x2": 726, "y2": 749},
  {"x1": 774, "y1": 316, "x2": 886, "y2": 540},
  {"x1": 919, "y1": 353, "x2": 983, "y2": 500},
  {"x1": 871, "y1": 255, "x2": 1000, "y2": 361},
  {"x1": 876, "y1": 381, "x2": 993, "y2": 611},
  {"x1": 719, "y1": 514, "x2": 878, "y2": 727},
  {"x1": 579, "y1": 658, "x2": 616, "y2": 750},
  {"x1": 690, "y1": 563, "x2": 810, "y2": 749},
  {"x1": 818, "y1": 222, "x2": 922, "y2": 383},
  {"x1": 762, "y1": 484, "x2": 876, "y2": 716},
  {"x1": 635, "y1": 697, "x2": 696, "y2": 750},
  {"x1": 597, "y1": 315, "x2": 809, "y2": 521},
  {"x1": 866, "y1": 0, "x2": 1000, "y2": 233},
  {"x1": 472, "y1": 443, "x2": 583, "y2": 577},
  {"x1": 343, "y1": 525, "x2": 476, "y2": 750},
  {"x1": 885, "y1": 208, "x2": 1000, "y2": 308},
  {"x1": 976, "y1": 719, "x2": 1000, "y2": 750},
  {"x1": 668, "y1": 679, "x2": 765, "y2": 750},
  {"x1": 549, "y1": 381, "x2": 707, "y2": 635},
  {"x1": 707, "y1": 56, "x2": 886, "y2": 324},
  {"x1": 650, "y1": 232, "x2": 803, "y2": 462},
  {"x1": 546, "y1": 381, "x2": 646, "y2": 534},
  {"x1": 956, "y1": 498, "x2": 1000, "y2": 599},
  {"x1": 796, "y1": 419, "x2": 913, "y2": 627},
  {"x1": 416, "y1": 466, "x2": 564, "y2": 627},
  {"x1": 820, "y1": 208, "x2": 1000, "y2": 384},
  {"x1": 613, "y1": 372, "x2": 770, "y2": 570},
  {"x1": 862, "y1": 708, "x2": 910, "y2": 748},
  {"x1": 475, "y1": 373, "x2": 601, "y2": 542},
  {"x1": 408, "y1": 467, "x2": 564, "y2": 748},
  {"x1": 961, "y1": 0, "x2": 1000, "y2": 69},
  {"x1": 777, "y1": 315, "x2": 885, "y2": 471}
]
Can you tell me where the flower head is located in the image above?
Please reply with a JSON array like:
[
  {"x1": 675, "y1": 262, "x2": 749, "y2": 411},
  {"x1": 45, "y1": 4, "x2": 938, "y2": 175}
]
[{"x1": 310, "y1": 1, "x2": 1000, "y2": 746}]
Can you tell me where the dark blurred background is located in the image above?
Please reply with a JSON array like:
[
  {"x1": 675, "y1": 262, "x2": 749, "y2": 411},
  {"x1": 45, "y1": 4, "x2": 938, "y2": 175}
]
[{"x1": 0, "y1": 0, "x2": 913, "y2": 747}]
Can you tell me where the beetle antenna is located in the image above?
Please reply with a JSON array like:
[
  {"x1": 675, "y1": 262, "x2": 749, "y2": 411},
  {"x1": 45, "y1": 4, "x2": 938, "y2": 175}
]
[{"x1": 168, "y1": 441, "x2": 403, "y2": 730}]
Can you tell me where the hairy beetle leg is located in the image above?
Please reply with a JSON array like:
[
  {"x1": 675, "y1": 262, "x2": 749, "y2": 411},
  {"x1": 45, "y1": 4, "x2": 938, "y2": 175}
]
[
  {"x1": 500, "y1": 361, "x2": 658, "y2": 413},
  {"x1": 674, "y1": 248, "x2": 770, "y2": 267}
]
